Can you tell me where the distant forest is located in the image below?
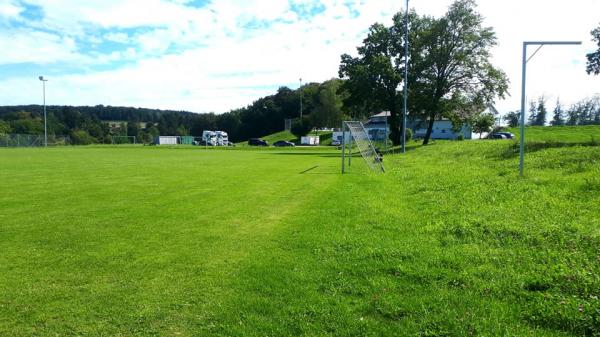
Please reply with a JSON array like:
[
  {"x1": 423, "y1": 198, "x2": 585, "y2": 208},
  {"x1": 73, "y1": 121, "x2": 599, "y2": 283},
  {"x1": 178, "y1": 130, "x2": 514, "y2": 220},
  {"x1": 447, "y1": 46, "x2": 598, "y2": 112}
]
[
  {"x1": 0, "y1": 79, "x2": 350, "y2": 144},
  {"x1": 1, "y1": 78, "x2": 598, "y2": 145}
]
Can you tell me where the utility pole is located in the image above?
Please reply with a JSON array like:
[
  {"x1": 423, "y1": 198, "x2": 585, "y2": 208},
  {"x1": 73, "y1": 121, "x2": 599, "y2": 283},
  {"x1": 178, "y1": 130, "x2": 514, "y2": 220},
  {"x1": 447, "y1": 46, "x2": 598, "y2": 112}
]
[
  {"x1": 402, "y1": 0, "x2": 409, "y2": 153},
  {"x1": 519, "y1": 41, "x2": 580, "y2": 176},
  {"x1": 299, "y1": 77, "x2": 303, "y2": 119},
  {"x1": 39, "y1": 76, "x2": 48, "y2": 147}
]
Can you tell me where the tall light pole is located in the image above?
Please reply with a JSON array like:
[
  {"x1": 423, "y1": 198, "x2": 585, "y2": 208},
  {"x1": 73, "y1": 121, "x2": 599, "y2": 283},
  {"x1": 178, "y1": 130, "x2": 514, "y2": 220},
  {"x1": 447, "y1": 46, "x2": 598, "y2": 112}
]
[
  {"x1": 39, "y1": 76, "x2": 48, "y2": 147},
  {"x1": 519, "y1": 41, "x2": 581, "y2": 176},
  {"x1": 299, "y1": 77, "x2": 303, "y2": 119},
  {"x1": 401, "y1": 0, "x2": 409, "y2": 153}
]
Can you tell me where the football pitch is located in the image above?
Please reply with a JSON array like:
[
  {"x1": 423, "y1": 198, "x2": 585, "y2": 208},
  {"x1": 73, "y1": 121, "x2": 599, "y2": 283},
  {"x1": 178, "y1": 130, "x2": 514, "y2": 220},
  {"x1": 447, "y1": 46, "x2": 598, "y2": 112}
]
[{"x1": 1, "y1": 136, "x2": 599, "y2": 336}]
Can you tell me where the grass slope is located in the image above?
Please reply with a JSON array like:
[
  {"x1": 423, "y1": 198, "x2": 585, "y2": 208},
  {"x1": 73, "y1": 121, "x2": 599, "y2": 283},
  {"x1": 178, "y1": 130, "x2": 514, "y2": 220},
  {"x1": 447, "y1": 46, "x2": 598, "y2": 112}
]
[
  {"x1": 508, "y1": 125, "x2": 600, "y2": 142},
  {"x1": 1, "y1": 128, "x2": 599, "y2": 336}
]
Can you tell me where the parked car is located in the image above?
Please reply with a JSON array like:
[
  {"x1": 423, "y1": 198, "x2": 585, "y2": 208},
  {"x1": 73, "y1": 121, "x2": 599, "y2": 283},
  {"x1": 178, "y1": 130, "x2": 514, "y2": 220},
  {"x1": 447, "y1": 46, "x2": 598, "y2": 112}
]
[
  {"x1": 248, "y1": 138, "x2": 268, "y2": 146},
  {"x1": 331, "y1": 140, "x2": 341, "y2": 146},
  {"x1": 491, "y1": 133, "x2": 507, "y2": 139},
  {"x1": 495, "y1": 132, "x2": 515, "y2": 139},
  {"x1": 273, "y1": 140, "x2": 295, "y2": 147}
]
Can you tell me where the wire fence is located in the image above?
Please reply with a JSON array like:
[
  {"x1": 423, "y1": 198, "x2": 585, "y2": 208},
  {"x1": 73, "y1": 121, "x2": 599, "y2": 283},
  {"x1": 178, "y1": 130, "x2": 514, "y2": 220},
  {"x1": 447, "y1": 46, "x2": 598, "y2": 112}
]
[{"x1": 0, "y1": 134, "x2": 71, "y2": 147}]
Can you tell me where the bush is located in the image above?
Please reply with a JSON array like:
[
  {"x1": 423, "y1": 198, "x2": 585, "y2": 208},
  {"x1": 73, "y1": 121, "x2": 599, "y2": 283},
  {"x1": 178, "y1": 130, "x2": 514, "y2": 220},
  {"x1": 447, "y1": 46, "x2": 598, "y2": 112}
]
[
  {"x1": 456, "y1": 134, "x2": 464, "y2": 141},
  {"x1": 291, "y1": 117, "x2": 313, "y2": 138},
  {"x1": 405, "y1": 128, "x2": 413, "y2": 142},
  {"x1": 70, "y1": 130, "x2": 96, "y2": 145}
]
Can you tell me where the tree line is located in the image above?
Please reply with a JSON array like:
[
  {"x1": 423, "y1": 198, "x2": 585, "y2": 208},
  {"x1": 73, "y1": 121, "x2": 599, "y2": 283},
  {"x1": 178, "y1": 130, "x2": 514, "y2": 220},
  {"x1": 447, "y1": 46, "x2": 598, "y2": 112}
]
[
  {"x1": 0, "y1": 79, "x2": 347, "y2": 144},
  {"x1": 503, "y1": 95, "x2": 600, "y2": 127}
]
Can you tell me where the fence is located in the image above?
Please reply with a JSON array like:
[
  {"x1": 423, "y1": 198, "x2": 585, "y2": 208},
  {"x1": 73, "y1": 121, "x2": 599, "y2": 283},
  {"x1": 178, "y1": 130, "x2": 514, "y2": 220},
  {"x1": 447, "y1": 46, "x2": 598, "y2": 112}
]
[{"x1": 0, "y1": 134, "x2": 71, "y2": 147}]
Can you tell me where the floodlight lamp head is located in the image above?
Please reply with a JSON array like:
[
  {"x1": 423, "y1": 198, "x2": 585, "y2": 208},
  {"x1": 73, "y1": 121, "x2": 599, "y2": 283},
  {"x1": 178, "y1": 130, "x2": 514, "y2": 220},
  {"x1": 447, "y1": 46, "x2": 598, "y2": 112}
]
[{"x1": 39, "y1": 76, "x2": 44, "y2": 81}]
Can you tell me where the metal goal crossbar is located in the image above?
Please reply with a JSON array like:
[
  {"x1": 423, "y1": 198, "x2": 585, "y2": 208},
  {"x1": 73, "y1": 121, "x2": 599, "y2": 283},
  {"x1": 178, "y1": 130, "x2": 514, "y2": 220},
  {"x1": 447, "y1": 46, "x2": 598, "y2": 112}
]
[{"x1": 341, "y1": 121, "x2": 385, "y2": 174}]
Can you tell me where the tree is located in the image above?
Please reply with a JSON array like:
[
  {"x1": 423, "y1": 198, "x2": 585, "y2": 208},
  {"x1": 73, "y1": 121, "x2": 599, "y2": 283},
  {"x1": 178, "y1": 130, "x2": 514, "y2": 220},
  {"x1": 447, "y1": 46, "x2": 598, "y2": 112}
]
[
  {"x1": 550, "y1": 99, "x2": 565, "y2": 126},
  {"x1": 566, "y1": 104, "x2": 579, "y2": 126},
  {"x1": 70, "y1": 130, "x2": 96, "y2": 145},
  {"x1": 127, "y1": 119, "x2": 140, "y2": 138},
  {"x1": 527, "y1": 101, "x2": 537, "y2": 126},
  {"x1": 409, "y1": 0, "x2": 509, "y2": 145},
  {"x1": 310, "y1": 79, "x2": 345, "y2": 128},
  {"x1": 290, "y1": 117, "x2": 313, "y2": 138},
  {"x1": 503, "y1": 111, "x2": 520, "y2": 128},
  {"x1": 0, "y1": 120, "x2": 11, "y2": 135},
  {"x1": 472, "y1": 113, "x2": 495, "y2": 139},
  {"x1": 586, "y1": 24, "x2": 600, "y2": 75},
  {"x1": 339, "y1": 19, "x2": 405, "y2": 145},
  {"x1": 534, "y1": 96, "x2": 547, "y2": 126}
]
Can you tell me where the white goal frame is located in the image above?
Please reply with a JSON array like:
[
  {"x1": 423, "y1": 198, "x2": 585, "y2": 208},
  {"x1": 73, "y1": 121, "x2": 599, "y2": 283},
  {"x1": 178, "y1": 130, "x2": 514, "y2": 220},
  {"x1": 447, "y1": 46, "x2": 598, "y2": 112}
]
[{"x1": 341, "y1": 121, "x2": 385, "y2": 174}]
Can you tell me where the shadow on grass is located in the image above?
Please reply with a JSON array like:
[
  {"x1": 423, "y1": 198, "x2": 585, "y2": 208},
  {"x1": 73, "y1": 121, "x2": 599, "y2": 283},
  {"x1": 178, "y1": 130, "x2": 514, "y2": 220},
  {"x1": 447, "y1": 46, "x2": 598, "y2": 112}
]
[
  {"x1": 501, "y1": 137, "x2": 600, "y2": 158},
  {"x1": 268, "y1": 152, "x2": 341, "y2": 158}
]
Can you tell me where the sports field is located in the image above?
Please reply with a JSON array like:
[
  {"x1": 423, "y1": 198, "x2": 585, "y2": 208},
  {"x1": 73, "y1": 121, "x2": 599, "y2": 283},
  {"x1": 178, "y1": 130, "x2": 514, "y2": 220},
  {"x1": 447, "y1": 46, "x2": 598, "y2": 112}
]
[{"x1": 1, "y1": 128, "x2": 599, "y2": 336}]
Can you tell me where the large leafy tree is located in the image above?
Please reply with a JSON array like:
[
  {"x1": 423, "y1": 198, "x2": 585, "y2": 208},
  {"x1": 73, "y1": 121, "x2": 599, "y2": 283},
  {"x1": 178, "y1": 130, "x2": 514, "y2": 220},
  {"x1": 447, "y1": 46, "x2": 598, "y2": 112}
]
[
  {"x1": 586, "y1": 24, "x2": 600, "y2": 75},
  {"x1": 409, "y1": 0, "x2": 508, "y2": 145},
  {"x1": 310, "y1": 79, "x2": 345, "y2": 128},
  {"x1": 339, "y1": 20, "x2": 405, "y2": 145}
]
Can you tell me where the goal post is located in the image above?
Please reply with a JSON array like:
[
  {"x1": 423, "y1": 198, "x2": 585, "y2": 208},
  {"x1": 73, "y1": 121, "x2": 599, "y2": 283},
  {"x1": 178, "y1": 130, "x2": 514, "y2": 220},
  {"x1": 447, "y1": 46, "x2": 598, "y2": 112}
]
[{"x1": 341, "y1": 121, "x2": 385, "y2": 174}]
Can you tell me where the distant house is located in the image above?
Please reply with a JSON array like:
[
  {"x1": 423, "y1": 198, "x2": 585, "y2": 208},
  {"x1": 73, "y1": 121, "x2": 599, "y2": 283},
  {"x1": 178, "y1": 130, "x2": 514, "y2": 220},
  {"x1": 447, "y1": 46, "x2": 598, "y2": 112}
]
[{"x1": 364, "y1": 111, "x2": 472, "y2": 140}]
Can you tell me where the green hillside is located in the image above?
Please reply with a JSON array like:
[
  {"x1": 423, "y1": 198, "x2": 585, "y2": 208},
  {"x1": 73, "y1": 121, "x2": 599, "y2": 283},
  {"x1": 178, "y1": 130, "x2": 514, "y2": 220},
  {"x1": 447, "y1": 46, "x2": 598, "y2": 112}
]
[{"x1": 508, "y1": 125, "x2": 600, "y2": 142}]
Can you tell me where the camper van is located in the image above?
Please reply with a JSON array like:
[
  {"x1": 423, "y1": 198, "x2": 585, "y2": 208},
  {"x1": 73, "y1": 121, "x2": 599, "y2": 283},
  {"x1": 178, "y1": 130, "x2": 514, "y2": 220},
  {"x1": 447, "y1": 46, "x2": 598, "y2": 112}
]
[
  {"x1": 201, "y1": 130, "x2": 217, "y2": 146},
  {"x1": 215, "y1": 131, "x2": 229, "y2": 146}
]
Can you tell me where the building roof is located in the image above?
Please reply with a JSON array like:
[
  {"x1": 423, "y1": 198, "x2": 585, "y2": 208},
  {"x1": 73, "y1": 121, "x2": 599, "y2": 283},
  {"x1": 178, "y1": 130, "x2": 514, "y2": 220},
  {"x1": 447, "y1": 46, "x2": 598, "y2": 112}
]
[{"x1": 371, "y1": 111, "x2": 391, "y2": 118}]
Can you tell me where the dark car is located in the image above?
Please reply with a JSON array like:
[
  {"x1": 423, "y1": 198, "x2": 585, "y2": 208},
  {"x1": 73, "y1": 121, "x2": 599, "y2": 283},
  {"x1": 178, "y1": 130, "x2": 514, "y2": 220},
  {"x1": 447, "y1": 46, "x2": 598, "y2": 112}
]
[
  {"x1": 248, "y1": 138, "x2": 268, "y2": 146},
  {"x1": 273, "y1": 140, "x2": 295, "y2": 147},
  {"x1": 496, "y1": 132, "x2": 515, "y2": 139},
  {"x1": 491, "y1": 133, "x2": 507, "y2": 139}
]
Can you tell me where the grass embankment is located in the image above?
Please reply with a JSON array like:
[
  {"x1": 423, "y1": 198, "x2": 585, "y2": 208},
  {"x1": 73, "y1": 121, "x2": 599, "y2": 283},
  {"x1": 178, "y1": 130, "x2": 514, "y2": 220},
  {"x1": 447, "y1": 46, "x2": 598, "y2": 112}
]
[
  {"x1": 508, "y1": 125, "x2": 600, "y2": 142},
  {"x1": 1, "y1": 127, "x2": 599, "y2": 336}
]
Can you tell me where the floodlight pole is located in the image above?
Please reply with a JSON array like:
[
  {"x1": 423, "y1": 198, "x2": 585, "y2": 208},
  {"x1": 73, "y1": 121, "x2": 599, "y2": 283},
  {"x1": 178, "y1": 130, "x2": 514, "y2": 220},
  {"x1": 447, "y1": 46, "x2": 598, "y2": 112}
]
[
  {"x1": 401, "y1": 0, "x2": 409, "y2": 154},
  {"x1": 39, "y1": 76, "x2": 48, "y2": 147},
  {"x1": 519, "y1": 41, "x2": 581, "y2": 176},
  {"x1": 341, "y1": 122, "x2": 346, "y2": 174},
  {"x1": 299, "y1": 78, "x2": 303, "y2": 119}
]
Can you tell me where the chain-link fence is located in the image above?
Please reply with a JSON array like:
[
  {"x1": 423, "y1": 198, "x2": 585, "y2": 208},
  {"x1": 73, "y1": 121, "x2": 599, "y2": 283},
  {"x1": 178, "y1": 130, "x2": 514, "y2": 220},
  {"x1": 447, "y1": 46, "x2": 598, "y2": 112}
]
[{"x1": 0, "y1": 134, "x2": 71, "y2": 147}]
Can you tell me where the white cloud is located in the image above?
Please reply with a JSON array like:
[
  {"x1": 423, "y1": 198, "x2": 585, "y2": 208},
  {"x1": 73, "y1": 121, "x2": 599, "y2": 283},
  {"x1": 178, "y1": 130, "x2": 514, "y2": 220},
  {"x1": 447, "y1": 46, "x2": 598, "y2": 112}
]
[
  {"x1": 0, "y1": 0, "x2": 22, "y2": 18},
  {"x1": 0, "y1": 29, "x2": 86, "y2": 64},
  {"x1": 0, "y1": 0, "x2": 599, "y2": 115}
]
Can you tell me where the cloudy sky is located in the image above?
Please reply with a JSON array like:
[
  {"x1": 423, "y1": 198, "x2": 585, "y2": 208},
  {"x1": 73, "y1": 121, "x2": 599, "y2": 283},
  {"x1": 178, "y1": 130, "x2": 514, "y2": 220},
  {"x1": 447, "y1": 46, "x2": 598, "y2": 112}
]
[{"x1": 0, "y1": 0, "x2": 598, "y2": 114}]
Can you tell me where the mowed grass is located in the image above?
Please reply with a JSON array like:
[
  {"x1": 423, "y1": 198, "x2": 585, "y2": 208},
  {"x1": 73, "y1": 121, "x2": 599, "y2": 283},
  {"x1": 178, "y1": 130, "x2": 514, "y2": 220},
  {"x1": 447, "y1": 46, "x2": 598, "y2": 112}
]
[
  {"x1": 1, "y1": 128, "x2": 599, "y2": 336},
  {"x1": 509, "y1": 125, "x2": 600, "y2": 143}
]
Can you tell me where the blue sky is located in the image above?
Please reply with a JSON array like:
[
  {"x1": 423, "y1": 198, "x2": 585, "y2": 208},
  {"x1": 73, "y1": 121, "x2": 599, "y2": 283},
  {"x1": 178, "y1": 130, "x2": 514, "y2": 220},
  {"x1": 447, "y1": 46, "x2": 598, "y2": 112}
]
[{"x1": 0, "y1": 0, "x2": 598, "y2": 113}]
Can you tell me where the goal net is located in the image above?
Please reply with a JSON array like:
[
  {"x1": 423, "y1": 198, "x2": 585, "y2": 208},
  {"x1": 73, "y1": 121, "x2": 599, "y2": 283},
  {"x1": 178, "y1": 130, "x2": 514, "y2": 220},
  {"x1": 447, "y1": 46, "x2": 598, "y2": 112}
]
[{"x1": 341, "y1": 121, "x2": 385, "y2": 173}]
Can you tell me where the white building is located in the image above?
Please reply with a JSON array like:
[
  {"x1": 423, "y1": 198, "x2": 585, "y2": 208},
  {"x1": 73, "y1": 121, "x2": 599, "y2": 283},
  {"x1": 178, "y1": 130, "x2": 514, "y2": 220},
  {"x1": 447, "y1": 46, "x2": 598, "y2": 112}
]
[{"x1": 364, "y1": 111, "x2": 472, "y2": 140}]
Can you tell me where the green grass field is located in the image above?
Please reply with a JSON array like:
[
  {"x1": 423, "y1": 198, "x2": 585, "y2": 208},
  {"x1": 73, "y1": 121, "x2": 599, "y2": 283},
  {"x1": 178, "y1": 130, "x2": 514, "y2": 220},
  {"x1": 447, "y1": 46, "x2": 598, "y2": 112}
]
[{"x1": 1, "y1": 127, "x2": 599, "y2": 336}]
